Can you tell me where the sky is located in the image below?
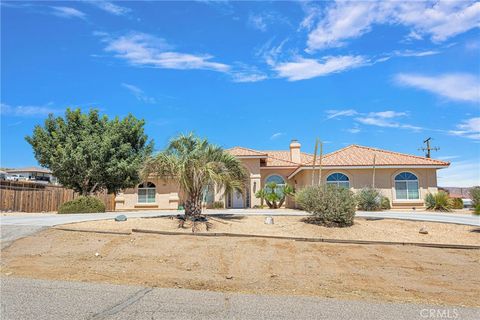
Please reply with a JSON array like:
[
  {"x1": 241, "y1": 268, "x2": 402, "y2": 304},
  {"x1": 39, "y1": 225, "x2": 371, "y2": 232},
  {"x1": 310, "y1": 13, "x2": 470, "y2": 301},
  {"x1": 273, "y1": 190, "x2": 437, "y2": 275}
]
[{"x1": 1, "y1": 0, "x2": 479, "y2": 187}]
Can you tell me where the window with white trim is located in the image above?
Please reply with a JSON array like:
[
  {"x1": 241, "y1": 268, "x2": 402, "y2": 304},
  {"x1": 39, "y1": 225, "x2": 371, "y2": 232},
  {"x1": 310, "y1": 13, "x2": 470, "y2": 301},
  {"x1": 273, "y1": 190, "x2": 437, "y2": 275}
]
[
  {"x1": 265, "y1": 175, "x2": 285, "y2": 186},
  {"x1": 394, "y1": 172, "x2": 419, "y2": 200},
  {"x1": 138, "y1": 182, "x2": 156, "y2": 203},
  {"x1": 326, "y1": 173, "x2": 350, "y2": 188}
]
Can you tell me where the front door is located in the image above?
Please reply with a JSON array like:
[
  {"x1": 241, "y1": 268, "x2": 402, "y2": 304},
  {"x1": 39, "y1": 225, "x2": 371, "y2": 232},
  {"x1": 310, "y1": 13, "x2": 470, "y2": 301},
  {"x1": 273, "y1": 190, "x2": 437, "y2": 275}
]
[{"x1": 232, "y1": 190, "x2": 244, "y2": 208}]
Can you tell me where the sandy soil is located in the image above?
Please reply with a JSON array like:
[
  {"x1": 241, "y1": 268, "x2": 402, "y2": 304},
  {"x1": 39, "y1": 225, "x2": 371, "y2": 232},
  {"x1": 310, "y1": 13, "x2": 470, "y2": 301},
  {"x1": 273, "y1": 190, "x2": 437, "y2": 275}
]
[
  {"x1": 1, "y1": 227, "x2": 479, "y2": 307},
  {"x1": 58, "y1": 216, "x2": 480, "y2": 245}
]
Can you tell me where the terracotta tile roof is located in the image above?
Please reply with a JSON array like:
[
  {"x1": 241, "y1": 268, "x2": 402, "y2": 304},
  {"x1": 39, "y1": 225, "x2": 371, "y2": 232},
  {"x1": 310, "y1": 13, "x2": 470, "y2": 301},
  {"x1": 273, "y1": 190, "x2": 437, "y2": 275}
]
[
  {"x1": 309, "y1": 145, "x2": 450, "y2": 167},
  {"x1": 227, "y1": 147, "x2": 267, "y2": 157}
]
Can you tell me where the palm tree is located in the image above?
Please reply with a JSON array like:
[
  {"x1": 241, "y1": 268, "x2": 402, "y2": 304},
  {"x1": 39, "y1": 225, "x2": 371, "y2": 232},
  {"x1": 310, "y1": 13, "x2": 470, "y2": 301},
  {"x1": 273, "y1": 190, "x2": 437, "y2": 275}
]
[{"x1": 142, "y1": 133, "x2": 248, "y2": 217}]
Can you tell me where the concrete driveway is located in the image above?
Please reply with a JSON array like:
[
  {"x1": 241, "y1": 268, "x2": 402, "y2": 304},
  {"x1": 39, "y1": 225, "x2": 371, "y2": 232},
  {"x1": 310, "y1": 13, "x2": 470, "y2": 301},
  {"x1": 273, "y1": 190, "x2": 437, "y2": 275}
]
[{"x1": 2, "y1": 277, "x2": 479, "y2": 320}]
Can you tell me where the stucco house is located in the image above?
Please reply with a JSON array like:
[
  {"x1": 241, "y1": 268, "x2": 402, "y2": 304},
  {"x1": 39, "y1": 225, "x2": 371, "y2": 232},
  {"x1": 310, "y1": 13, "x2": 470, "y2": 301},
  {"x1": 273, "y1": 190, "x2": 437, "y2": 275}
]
[{"x1": 114, "y1": 140, "x2": 449, "y2": 210}]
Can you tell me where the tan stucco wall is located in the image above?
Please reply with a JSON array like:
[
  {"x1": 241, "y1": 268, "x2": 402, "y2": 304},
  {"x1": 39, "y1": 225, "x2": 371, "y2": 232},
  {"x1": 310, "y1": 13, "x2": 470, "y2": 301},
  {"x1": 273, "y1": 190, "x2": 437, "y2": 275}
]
[
  {"x1": 292, "y1": 168, "x2": 440, "y2": 208},
  {"x1": 114, "y1": 163, "x2": 441, "y2": 210},
  {"x1": 115, "y1": 178, "x2": 180, "y2": 210}
]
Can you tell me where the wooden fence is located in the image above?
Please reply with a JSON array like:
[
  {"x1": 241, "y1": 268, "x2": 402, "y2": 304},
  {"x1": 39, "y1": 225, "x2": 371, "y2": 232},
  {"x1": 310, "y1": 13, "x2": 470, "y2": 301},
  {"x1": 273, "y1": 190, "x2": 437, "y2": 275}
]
[{"x1": 0, "y1": 181, "x2": 115, "y2": 212}]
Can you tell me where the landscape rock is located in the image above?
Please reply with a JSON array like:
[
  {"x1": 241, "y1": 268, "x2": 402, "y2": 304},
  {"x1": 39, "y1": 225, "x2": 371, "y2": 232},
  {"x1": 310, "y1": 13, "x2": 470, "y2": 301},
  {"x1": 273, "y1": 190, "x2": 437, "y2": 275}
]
[
  {"x1": 264, "y1": 217, "x2": 274, "y2": 225},
  {"x1": 115, "y1": 215, "x2": 127, "y2": 222},
  {"x1": 419, "y1": 227, "x2": 428, "y2": 234}
]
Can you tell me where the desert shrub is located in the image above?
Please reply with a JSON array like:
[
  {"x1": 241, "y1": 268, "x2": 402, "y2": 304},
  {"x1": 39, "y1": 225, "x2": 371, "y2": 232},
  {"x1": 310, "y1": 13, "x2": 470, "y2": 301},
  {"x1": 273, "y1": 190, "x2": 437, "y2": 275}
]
[
  {"x1": 58, "y1": 196, "x2": 106, "y2": 214},
  {"x1": 356, "y1": 187, "x2": 384, "y2": 211},
  {"x1": 211, "y1": 201, "x2": 224, "y2": 209},
  {"x1": 470, "y1": 187, "x2": 480, "y2": 207},
  {"x1": 450, "y1": 198, "x2": 464, "y2": 209},
  {"x1": 380, "y1": 196, "x2": 391, "y2": 210},
  {"x1": 474, "y1": 204, "x2": 480, "y2": 215},
  {"x1": 425, "y1": 191, "x2": 452, "y2": 212},
  {"x1": 296, "y1": 184, "x2": 356, "y2": 227}
]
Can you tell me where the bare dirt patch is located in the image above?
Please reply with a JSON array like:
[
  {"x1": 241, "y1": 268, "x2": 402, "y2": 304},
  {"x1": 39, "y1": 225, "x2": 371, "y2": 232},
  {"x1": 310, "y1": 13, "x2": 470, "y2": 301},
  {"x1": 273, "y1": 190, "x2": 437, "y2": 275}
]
[
  {"x1": 1, "y1": 227, "x2": 479, "y2": 306},
  {"x1": 58, "y1": 216, "x2": 479, "y2": 245}
]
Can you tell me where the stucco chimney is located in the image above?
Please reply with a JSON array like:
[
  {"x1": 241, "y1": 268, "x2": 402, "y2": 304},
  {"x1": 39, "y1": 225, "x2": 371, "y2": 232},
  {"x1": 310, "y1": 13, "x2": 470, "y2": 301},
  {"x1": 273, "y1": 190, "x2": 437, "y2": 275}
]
[{"x1": 289, "y1": 139, "x2": 301, "y2": 163}]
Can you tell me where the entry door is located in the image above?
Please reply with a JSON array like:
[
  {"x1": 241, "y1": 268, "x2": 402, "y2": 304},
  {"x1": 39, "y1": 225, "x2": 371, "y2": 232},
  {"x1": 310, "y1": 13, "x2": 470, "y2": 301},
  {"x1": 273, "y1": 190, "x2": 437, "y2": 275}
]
[{"x1": 232, "y1": 190, "x2": 244, "y2": 208}]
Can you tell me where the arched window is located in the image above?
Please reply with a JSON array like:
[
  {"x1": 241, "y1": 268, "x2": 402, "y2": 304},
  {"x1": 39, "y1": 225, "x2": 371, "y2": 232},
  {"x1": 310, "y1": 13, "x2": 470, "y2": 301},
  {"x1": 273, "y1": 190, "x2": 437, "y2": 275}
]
[
  {"x1": 326, "y1": 173, "x2": 350, "y2": 188},
  {"x1": 138, "y1": 182, "x2": 156, "y2": 203},
  {"x1": 394, "y1": 172, "x2": 419, "y2": 200},
  {"x1": 265, "y1": 175, "x2": 285, "y2": 186}
]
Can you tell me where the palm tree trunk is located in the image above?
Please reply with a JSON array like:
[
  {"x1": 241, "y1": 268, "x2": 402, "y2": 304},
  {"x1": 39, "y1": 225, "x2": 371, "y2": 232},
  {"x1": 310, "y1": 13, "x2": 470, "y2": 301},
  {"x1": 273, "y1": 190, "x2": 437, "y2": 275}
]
[{"x1": 185, "y1": 196, "x2": 202, "y2": 217}]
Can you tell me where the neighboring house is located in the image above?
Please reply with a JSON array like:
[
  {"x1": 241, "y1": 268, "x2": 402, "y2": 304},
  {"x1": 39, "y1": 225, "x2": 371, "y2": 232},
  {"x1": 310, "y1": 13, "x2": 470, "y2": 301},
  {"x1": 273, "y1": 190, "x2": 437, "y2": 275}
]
[
  {"x1": 5, "y1": 167, "x2": 58, "y2": 184},
  {"x1": 115, "y1": 140, "x2": 449, "y2": 210}
]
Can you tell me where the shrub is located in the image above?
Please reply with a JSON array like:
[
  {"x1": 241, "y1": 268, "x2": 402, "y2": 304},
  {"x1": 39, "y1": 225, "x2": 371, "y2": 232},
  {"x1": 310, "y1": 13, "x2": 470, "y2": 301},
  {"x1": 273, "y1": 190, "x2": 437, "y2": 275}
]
[
  {"x1": 211, "y1": 201, "x2": 224, "y2": 209},
  {"x1": 425, "y1": 191, "x2": 452, "y2": 212},
  {"x1": 296, "y1": 184, "x2": 356, "y2": 227},
  {"x1": 470, "y1": 187, "x2": 480, "y2": 207},
  {"x1": 450, "y1": 198, "x2": 464, "y2": 209},
  {"x1": 356, "y1": 187, "x2": 384, "y2": 211},
  {"x1": 380, "y1": 196, "x2": 391, "y2": 210},
  {"x1": 255, "y1": 183, "x2": 294, "y2": 209},
  {"x1": 58, "y1": 196, "x2": 106, "y2": 214},
  {"x1": 475, "y1": 204, "x2": 480, "y2": 215}
]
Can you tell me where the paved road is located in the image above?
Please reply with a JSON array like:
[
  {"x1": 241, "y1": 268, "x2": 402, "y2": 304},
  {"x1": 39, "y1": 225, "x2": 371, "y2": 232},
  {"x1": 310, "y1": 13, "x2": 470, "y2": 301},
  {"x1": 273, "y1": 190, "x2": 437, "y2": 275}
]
[{"x1": 2, "y1": 277, "x2": 478, "y2": 320}]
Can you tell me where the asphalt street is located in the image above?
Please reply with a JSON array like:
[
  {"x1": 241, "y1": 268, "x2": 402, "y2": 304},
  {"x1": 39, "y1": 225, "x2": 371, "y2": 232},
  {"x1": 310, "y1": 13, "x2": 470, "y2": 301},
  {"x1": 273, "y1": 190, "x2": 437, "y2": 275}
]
[{"x1": 2, "y1": 277, "x2": 478, "y2": 320}]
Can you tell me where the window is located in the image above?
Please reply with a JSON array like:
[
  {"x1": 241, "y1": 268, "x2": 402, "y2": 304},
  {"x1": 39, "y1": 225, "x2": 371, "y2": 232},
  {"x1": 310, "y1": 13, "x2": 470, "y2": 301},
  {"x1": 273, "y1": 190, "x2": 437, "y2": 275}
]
[
  {"x1": 326, "y1": 173, "x2": 350, "y2": 188},
  {"x1": 265, "y1": 175, "x2": 285, "y2": 185},
  {"x1": 138, "y1": 182, "x2": 156, "y2": 203},
  {"x1": 394, "y1": 172, "x2": 419, "y2": 200}
]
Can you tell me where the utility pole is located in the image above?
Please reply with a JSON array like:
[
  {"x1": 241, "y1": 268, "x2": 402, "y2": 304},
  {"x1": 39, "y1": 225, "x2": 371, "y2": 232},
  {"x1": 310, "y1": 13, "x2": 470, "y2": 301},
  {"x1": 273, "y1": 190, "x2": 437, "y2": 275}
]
[
  {"x1": 419, "y1": 137, "x2": 440, "y2": 158},
  {"x1": 311, "y1": 139, "x2": 318, "y2": 185},
  {"x1": 372, "y1": 153, "x2": 376, "y2": 188},
  {"x1": 318, "y1": 140, "x2": 323, "y2": 186}
]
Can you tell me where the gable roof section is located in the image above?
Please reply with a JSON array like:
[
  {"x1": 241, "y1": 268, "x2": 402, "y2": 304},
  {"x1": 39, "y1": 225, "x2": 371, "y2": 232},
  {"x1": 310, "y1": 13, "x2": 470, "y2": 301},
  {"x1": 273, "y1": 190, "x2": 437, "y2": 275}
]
[
  {"x1": 313, "y1": 145, "x2": 450, "y2": 167},
  {"x1": 227, "y1": 147, "x2": 267, "y2": 158}
]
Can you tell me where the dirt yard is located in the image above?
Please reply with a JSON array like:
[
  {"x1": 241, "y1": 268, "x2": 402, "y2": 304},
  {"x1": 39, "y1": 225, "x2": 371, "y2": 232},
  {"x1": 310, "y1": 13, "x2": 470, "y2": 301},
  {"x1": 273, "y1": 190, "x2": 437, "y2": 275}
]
[
  {"x1": 1, "y1": 223, "x2": 479, "y2": 306},
  {"x1": 58, "y1": 216, "x2": 480, "y2": 245}
]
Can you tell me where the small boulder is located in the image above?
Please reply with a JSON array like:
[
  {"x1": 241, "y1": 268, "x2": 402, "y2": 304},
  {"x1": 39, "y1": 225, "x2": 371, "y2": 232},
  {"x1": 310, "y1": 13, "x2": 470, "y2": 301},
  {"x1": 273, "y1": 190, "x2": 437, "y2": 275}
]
[
  {"x1": 264, "y1": 217, "x2": 274, "y2": 225},
  {"x1": 115, "y1": 214, "x2": 127, "y2": 222},
  {"x1": 419, "y1": 227, "x2": 428, "y2": 234},
  {"x1": 226, "y1": 275, "x2": 233, "y2": 280}
]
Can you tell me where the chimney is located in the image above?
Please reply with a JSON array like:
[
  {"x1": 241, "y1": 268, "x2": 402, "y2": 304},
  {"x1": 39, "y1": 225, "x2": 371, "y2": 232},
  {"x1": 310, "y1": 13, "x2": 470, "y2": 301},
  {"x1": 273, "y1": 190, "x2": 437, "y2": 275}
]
[{"x1": 289, "y1": 139, "x2": 301, "y2": 163}]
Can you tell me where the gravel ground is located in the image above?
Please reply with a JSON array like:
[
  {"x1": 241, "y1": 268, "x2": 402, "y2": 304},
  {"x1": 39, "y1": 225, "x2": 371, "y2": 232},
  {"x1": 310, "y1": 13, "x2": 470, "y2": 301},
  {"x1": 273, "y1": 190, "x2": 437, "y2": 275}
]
[{"x1": 59, "y1": 216, "x2": 480, "y2": 245}]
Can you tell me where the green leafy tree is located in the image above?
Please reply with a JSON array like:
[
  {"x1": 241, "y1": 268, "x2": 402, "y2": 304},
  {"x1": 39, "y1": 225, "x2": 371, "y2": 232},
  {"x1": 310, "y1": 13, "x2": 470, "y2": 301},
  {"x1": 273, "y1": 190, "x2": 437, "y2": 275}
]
[
  {"x1": 142, "y1": 133, "x2": 247, "y2": 217},
  {"x1": 255, "y1": 182, "x2": 294, "y2": 209},
  {"x1": 26, "y1": 108, "x2": 152, "y2": 195}
]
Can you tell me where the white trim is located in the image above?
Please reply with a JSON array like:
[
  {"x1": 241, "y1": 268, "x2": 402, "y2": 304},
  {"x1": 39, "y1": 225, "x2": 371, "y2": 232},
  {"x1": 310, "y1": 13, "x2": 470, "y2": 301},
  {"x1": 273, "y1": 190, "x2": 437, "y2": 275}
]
[
  {"x1": 288, "y1": 165, "x2": 448, "y2": 179},
  {"x1": 393, "y1": 171, "x2": 420, "y2": 201}
]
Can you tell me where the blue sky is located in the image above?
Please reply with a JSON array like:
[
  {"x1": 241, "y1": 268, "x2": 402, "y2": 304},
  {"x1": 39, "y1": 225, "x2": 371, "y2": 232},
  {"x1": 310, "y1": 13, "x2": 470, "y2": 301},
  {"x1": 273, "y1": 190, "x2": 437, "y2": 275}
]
[{"x1": 1, "y1": 1, "x2": 479, "y2": 186}]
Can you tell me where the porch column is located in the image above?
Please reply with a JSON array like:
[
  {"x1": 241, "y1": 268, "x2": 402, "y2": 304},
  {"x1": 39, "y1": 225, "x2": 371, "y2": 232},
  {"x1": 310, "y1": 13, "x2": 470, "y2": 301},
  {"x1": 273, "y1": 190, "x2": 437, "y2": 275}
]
[{"x1": 250, "y1": 173, "x2": 261, "y2": 208}]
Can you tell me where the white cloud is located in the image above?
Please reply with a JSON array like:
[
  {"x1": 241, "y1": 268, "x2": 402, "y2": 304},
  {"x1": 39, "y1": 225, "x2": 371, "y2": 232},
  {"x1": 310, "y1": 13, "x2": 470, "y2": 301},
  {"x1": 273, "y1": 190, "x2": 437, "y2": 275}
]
[
  {"x1": 355, "y1": 110, "x2": 422, "y2": 131},
  {"x1": 274, "y1": 55, "x2": 367, "y2": 81},
  {"x1": 121, "y1": 83, "x2": 156, "y2": 104},
  {"x1": 1, "y1": 103, "x2": 61, "y2": 117},
  {"x1": 368, "y1": 111, "x2": 407, "y2": 119},
  {"x1": 231, "y1": 71, "x2": 267, "y2": 83},
  {"x1": 101, "y1": 32, "x2": 230, "y2": 72},
  {"x1": 395, "y1": 73, "x2": 480, "y2": 103},
  {"x1": 437, "y1": 159, "x2": 480, "y2": 187},
  {"x1": 51, "y1": 6, "x2": 86, "y2": 19},
  {"x1": 346, "y1": 127, "x2": 361, "y2": 134},
  {"x1": 326, "y1": 109, "x2": 358, "y2": 119},
  {"x1": 306, "y1": 1, "x2": 480, "y2": 52},
  {"x1": 449, "y1": 117, "x2": 480, "y2": 140},
  {"x1": 84, "y1": 1, "x2": 131, "y2": 16},
  {"x1": 393, "y1": 50, "x2": 440, "y2": 57},
  {"x1": 248, "y1": 13, "x2": 268, "y2": 32},
  {"x1": 270, "y1": 132, "x2": 284, "y2": 140}
]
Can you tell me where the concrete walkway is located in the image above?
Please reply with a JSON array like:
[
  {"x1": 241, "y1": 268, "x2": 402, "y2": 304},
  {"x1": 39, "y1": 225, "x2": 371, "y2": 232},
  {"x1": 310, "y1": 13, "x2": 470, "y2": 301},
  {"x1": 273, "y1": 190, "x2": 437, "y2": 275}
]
[
  {"x1": 2, "y1": 277, "x2": 478, "y2": 320},
  {"x1": 2, "y1": 209, "x2": 479, "y2": 227}
]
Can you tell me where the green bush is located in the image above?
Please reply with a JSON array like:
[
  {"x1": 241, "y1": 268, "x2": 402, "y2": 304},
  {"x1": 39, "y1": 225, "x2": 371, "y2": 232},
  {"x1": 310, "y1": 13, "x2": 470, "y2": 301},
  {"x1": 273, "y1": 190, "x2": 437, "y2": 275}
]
[
  {"x1": 211, "y1": 201, "x2": 224, "y2": 209},
  {"x1": 470, "y1": 187, "x2": 480, "y2": 207},
  {"x1": 425, "y1": 191, "x2": 452, "y2": 212},
  {"x1": 450, "y1": 198, "x2": 464, "y2": 209},
  {"x1": 296, "y1": 184, "x2": 356, "y2": 227},
  {"x1": 58, "y1": 196, "x2": 106, "y2": 214},
  {"x1": 356, "y1": 187, "x2": 383, "y2": 211},
  {"x1": 381, "y1": 196, "x2": 391, "y2": 210},
  {"x1": 474, "y1": 204, "x2": 480, "y2": 215}
]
